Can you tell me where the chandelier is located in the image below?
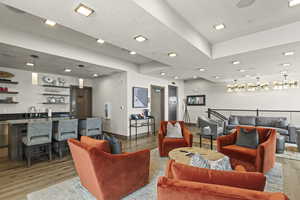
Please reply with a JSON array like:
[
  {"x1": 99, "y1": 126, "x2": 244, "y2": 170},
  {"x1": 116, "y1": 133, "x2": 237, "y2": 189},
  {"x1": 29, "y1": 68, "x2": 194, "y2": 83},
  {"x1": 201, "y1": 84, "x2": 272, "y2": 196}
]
[{"x1": 227, "y1": 75, "x2": 298, "y2": 92}]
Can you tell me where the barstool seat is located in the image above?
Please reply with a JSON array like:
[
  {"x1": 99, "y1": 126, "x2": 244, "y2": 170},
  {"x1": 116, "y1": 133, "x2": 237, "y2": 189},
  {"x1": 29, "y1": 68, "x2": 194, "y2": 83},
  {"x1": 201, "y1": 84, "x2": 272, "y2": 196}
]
[{"x1": 79, "y1": 118, "x2": 102, "y2": 139}]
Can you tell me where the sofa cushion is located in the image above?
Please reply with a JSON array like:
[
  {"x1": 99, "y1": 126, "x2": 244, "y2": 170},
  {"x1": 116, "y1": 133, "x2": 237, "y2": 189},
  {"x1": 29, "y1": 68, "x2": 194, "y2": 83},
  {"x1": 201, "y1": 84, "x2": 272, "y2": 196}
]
[
  {"x1": 256, "y1": 117, "x2": 288, "y2": 129},
  {"x1": 236, "y1": 116, "x2": 256, "y2": 126},
  {"x1": 169, "y1": 162, "x2": 266, "y2": 191},
  {"x1": 236, "y1": 128, "x2": 259, "y2": 149},
  {"x1": 222, "y1": 145, "x2": 257, "y2": 162},
  {"x1": 163, "y1": 138, "x2": 187, "y2": 154}
]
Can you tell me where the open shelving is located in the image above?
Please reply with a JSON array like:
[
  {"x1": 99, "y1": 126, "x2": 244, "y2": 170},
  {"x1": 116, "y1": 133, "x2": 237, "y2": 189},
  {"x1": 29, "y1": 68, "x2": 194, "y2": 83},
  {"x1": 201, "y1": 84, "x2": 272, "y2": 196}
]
[
  {"x1": 0, "y1": 80, "x2": 18, "y2": 85},
  {"x1": 42, "y1": 93, "x2": 69, "y2": 96},
  {"x1": 42, "y1": 85, "x2": 70, "y2": 89},
  {"x1": 0, "y1": 91, "x2": 18, "y2": 94}
]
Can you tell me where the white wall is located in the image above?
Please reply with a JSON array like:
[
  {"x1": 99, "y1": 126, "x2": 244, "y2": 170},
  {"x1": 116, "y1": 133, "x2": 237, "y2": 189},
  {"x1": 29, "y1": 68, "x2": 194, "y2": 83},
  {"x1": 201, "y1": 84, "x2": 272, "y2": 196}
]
[
  {"x1": 92, "y1": 72, "x2": 127, "y2": 136},
  {"x1": 127, "y1": 71, "x2": 185, "y2": 135},
  {"x1": 184, "y1": 79, "x2": 300, "y2": 124},
  {"x1": 0, "y1": 66, "x2": 92, "y2": 114}
]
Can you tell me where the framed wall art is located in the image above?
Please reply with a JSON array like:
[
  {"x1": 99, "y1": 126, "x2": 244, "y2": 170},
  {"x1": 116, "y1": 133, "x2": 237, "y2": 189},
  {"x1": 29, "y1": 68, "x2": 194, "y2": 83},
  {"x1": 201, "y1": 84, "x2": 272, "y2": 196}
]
[{"x1": 186, "y1": 95, "x2": 206, "y2": 106}]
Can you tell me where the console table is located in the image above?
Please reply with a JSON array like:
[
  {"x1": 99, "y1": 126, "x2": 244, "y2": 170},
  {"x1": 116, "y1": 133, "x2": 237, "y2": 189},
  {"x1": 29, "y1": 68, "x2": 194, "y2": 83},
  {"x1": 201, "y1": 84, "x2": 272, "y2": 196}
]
[{"x1": 129, "y1": 117, "x2": 155, "y2": 141}]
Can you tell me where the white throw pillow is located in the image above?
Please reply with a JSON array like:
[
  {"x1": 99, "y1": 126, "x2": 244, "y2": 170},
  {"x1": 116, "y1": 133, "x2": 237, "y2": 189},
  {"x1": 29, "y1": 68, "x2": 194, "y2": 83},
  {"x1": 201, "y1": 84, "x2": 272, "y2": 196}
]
[{"x1": 166, "y1": 122, "x2": 183, "y2": 138}]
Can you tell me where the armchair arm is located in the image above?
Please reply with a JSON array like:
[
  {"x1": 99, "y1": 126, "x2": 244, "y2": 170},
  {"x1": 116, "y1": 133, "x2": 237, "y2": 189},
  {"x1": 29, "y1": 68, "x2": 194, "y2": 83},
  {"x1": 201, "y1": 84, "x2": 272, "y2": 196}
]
[
  {"x1": 217, "y1": 131, "x2": 237, "y2": 152},
  {"x1": 182, "y1": 126, "x2": 193, "y2": 147},
  {"x1": 256, "y1": 130, "x2": 276, "y2": 173}
]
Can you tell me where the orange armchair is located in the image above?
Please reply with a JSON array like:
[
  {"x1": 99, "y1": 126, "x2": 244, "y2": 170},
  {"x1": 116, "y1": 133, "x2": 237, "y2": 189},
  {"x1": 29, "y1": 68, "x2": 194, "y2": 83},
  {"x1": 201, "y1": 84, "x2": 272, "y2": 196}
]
[
  {"x1": 157, "y1": 160, "x2": 289, "y2": 200},
  {"x1": 158, "y1": 121, "x2": 193, "y2": 157},
  {"x1": 217, "y1": 126, "x2": 277, "y2": 173},
  {"x1": 68, "y1": 137, "x2": 150, "y2": 200}
]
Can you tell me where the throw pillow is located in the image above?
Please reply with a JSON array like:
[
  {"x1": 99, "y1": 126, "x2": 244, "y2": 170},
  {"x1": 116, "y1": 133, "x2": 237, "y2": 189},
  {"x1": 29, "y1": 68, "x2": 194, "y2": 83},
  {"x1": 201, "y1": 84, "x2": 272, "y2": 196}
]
[
  {"x1": 210, "y1": 156, "x2": 232, "y2": 171},
  {"x1": 274, "y1": 119, "x2": 288, "y2": 129},
  {"x1": 103, "y1": 134, "x2": 122, "y2": 154},
  {"x1": 229, "y1": 116, "x2": 239, "y2": 125},
  {"x1": 235, "y1": 128, "x2": 259, "y2": 149},
  {"x1": 190, "y1": 154, "x2": 232, "y2": 171},
  {"x1": 166, "y1": 122, "x2": 183, "y2": 138},
  {"x1": 190, "y1": 154, "x2": 210, "y2": 169}
]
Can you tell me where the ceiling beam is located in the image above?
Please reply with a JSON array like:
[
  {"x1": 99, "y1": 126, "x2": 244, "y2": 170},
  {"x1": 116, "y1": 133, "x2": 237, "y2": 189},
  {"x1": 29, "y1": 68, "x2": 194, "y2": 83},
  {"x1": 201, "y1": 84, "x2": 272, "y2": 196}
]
[
  {"x1": 132, "y1": 0, "x2": 211, "y2": 58},
  {"x1": 213, "y1": 21, "x2": 300, "y2": 59}
]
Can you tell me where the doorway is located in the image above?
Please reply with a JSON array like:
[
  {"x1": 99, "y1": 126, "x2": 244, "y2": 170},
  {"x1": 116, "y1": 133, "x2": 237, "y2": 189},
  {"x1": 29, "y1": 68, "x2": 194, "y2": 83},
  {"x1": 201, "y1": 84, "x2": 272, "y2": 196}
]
[
  {"x1": 168, "y1": 85, "x2": 178, "y2": 121},
  {"x1": 151, "y1": 85, "x2": 165, "y2": 131},
  {"x1": 70, "y1": 86, "x2": 92, "y2": 119}
]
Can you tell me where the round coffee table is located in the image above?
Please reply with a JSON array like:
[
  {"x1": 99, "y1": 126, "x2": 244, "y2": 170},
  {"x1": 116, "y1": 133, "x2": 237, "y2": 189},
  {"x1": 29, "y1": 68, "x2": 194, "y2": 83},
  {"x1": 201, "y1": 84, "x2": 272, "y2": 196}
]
[{"x1": 168, "y1": 147, "x2": 225, "y2": 165}]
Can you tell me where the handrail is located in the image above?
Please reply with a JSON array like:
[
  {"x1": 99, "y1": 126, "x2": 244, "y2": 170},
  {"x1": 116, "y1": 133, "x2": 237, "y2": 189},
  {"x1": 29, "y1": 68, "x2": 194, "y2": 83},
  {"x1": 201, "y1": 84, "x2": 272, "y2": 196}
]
[
  {"x1": 211, "y1": 108, "x2": 300, "y2": 113},
  {"x1": 207, "y1": 109, "x2": 228, "y2": 121},
  {"x1": 208, "y1": 108, "x2": 300, "y2": 119}
]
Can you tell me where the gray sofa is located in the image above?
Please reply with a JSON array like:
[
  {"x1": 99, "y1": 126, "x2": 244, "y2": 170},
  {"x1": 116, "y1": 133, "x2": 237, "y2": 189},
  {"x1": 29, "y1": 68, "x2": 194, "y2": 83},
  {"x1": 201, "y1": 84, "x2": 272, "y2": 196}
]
[{"x1": 226, "y1": 115, "x2": 296, "y2": 143}]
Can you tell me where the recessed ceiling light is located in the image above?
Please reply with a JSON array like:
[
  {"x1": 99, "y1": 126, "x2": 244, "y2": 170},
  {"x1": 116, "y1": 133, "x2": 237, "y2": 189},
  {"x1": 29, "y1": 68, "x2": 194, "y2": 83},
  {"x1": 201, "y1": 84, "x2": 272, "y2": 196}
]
[
  {"x1": 232, "y1": 60, "x2": 240, "y2": 65},
  {"x1": 214, "y1": 76, "x2": 220, "y2": 79},
  {"x1": 193, "y1": 76, "x2": 197, "y2": 79},
  {"x1": 283, "y1": 51, "x2": 295, "y2": 56},
  {"x1": 64, "y1": 68, "x2": 72, "y2": 72},
  {"x1": 238, "y1": 69, "x2": 246, "y2": 73},
  {"x1": 75, "y1": 3, "x2": 94, "y2": 17},
  {"x1": 78, "y1": 64, "x2": 85, "y2": 68},
  {"x1": 168, "y1": 52, "x2": 177, "y2": 57},
  {"x1": 199, "y1": 68, "x2": 206, "y2": 72},
  {"x1": 93, "y1": 73, "x2": 99, "y2": 77},
  {"x1": 26, "y1": 62, "x2": 34, "y2": 67},
  {"x1": 96, "y1": 38, "x2": 105, "y2": 44},
  {"x1": 174, "y1": 76, "x2": 179, "y2": 79},
  {"x1": 44, "y1": 19, "x2": 56, "y2": 26},
  {"x1": 160, "y1": 72, "x2": 166, "y2": 76},
  {"x1": 245, "y1": 75, "x2": 251, "y2": 78},
  {"x1": 213, "y1": 23, "x2": 225, "y2": 30},
  {"x1": 289, "y1": 0, "x2": 300, "y2": 7},
  {"x1": 281, "y1": 63, "x2": 291, "y2": 67},
  {"x1": 134, "y1": 35, "x2": 147, "y2": 42},
  {"x1": 129, "y1": 51, "x2": 137, "y2": 55}
]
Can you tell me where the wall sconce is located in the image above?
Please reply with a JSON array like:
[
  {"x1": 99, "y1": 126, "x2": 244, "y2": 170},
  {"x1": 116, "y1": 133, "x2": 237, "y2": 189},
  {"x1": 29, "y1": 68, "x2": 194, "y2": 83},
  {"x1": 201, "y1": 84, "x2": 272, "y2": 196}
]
[
  {"x1": 79, "y1": 78, "x2": 84, "y2": 89},
  {"x1": 32, "y1": 72, "x2": 38, "y2": 85}
]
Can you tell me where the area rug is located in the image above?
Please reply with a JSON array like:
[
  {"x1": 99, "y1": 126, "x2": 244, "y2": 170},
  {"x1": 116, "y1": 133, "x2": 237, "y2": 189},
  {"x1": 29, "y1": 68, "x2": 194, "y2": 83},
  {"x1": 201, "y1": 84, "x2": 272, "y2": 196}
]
[{"x1": 27, "y1": 149, "x2": 283, "y2": 200}]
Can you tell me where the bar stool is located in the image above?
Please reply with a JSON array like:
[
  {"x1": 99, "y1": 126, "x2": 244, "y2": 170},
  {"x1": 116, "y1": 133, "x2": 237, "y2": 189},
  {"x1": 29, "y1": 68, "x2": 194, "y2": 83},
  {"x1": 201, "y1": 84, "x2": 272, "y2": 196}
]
[
  {"x1": 53, "y1": 119, "x2": 78, "y2": 158},
  {"x1": 79, "y1": 118, "x2": 102, "y2": 139},
  {"x1": 22, "y1": 121, "x2": 52, "y2": 167}
]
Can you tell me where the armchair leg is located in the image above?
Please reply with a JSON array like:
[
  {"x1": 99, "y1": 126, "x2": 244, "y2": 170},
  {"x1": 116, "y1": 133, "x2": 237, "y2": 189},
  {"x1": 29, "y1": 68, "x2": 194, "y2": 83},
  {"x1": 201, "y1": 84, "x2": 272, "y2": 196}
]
[{"x1": 210, "y1": 135, "x2": 213, "y2": 150}]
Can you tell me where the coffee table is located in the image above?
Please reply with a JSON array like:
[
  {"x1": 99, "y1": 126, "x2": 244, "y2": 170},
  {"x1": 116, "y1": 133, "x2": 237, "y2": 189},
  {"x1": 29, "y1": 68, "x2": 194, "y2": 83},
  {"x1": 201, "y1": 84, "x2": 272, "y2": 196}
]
[{"x1": 168, "y1": 147, "x2": 225, "y2": 165}]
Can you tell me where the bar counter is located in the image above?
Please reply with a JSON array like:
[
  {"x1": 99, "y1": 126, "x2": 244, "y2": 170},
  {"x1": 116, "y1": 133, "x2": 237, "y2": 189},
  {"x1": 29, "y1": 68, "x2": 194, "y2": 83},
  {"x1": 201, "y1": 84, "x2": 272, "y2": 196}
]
[{"x1": 6, "y1": 117, "x2": 72, "y2": 161}]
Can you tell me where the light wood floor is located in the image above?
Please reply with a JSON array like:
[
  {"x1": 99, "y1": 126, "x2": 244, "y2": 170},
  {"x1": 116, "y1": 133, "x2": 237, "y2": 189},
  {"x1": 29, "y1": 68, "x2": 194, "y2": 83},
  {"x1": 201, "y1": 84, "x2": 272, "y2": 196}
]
[{"x1": 0, "y1": 129, "x2": 299, "y2": 200}]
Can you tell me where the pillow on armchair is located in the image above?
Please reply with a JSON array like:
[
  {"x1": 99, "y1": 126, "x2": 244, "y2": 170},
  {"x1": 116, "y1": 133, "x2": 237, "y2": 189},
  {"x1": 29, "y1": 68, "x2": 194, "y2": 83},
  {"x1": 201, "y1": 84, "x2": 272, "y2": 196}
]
[
  {"x1": 235, "y1": 128, "x2": 259, "y2": 149},
  {"x1": 166, "y1": 122, "x2": 183, "y2": 138}
]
